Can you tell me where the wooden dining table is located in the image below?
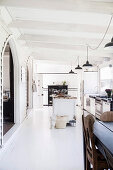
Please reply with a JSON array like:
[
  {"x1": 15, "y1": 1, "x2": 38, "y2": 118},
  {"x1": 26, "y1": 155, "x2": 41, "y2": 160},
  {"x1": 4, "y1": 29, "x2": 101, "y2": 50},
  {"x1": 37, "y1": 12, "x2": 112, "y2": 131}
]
[{"x1": 94, "y1": 121, "x2": 113, "y2": 169}]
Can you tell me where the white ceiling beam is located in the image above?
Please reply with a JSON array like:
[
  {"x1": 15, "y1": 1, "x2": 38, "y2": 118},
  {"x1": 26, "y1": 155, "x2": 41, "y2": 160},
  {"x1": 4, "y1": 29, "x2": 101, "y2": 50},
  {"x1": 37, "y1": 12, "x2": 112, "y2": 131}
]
[
  {"x1": 27, "y1": 41, "x2": 109, "y2": 54},
  {"x1": 1, "y1": 1, "x2": 113, "y2": 65},
  {"x1": 6, "y1": 7, "x2": 113, "y2": 26},
  {"x1": 31, "y1": 47, "x2": 109, "y2": 59},
  {"x1": 31, "y1": 51, "x2": 107, "y2": 64},
  {"x1": 20, "y1": 34, "x2": 110, "y2": 49},
  {"x1": 91, "y1": 0, "x2": 113, "y2": 2},
  {"x1": 9, "y1": 20, "x2": 113, "y2": 34},
  {"x1": 19, "y1": 34, "x2": 106, "y2": 43},
  {"x1": 1, "y1": 0, "x2": 113, "y2": 14}
]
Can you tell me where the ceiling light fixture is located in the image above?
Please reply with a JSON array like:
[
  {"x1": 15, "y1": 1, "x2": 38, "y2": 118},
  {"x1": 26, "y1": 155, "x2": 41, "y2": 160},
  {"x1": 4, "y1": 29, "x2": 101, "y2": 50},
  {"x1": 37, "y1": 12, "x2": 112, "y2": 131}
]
[
  {"x1": 87, "y1": 14, "x2": 113, "y2": 51},
  {"x1": 69, "y1": 69, "x2": 75, "y2": 74},
  {"x1": 75, "y1": 56, "x2": 82, "y2": 69},
  {"x1": 83, "y1": 46, "x2": 93, "y2": 67},
  {"x1": 69, "y1": 62, "x2": 75, "y2": 74},
  {"x1": 105, "y1": 37, "x2": 113, "y2": 48}
]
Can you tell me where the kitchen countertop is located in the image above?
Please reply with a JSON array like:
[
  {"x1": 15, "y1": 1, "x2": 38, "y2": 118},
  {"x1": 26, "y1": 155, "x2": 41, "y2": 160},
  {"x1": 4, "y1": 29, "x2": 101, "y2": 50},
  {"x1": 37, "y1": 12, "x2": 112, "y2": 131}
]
[
  {"x1": 53, "y1": 95, "x2": 77, "y2": 99},
  {"x1": 89, "y1": 95, "x2": 112, "y2": 103},
  {"x1": 89, "y1": 95, "x2": 98, "y2": 99}
]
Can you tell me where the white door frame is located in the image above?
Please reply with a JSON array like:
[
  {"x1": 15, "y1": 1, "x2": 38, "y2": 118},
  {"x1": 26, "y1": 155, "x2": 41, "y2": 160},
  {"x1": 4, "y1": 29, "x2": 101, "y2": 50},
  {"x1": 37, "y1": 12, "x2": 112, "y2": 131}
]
[
  {"x1": 0, "y1": 35, "x2": 20, "y2": 146},
  {"x1": 8, "y1": 38, "x2": 20, "y2": 124},
  {"x1": 2, "y1": 36, "x2": 20, "y2": 124}
]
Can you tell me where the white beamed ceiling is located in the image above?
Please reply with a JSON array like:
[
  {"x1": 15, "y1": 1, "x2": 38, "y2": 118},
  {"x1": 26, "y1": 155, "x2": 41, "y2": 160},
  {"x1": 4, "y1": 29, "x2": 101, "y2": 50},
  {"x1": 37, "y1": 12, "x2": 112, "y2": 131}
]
[{"x1": 1, "y1": 0, "x2": 113, "y2": 65}]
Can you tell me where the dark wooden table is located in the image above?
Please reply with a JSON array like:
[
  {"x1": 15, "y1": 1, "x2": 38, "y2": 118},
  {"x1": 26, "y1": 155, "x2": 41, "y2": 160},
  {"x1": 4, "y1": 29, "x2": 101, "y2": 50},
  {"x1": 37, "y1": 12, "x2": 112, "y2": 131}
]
[{"x1": 94, "y1": 121, "x2": 113, "y2": 169}]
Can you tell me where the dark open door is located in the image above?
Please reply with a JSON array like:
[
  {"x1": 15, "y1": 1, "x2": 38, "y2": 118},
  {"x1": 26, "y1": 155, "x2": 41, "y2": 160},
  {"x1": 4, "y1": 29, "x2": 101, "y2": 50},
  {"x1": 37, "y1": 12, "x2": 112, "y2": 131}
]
[{"x1": 9, "y1": 49, "x2": 14, "y2": 122}]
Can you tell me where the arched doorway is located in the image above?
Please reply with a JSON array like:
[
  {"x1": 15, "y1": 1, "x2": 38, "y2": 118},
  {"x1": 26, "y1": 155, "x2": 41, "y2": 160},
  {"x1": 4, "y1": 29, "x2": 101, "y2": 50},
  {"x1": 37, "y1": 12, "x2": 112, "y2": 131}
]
[
  {"x1": 1, "y1": 37, "x2": 20, "y2": 137},
  {"x1": 0, "y1": 35, "x2": 20, "y2": 146},
  {"x1": 9, "y1": 38, "x2": 20, "y2": 124},
  {"x1": 3, "y1": 43, "x2": 14, "y2": 135}
]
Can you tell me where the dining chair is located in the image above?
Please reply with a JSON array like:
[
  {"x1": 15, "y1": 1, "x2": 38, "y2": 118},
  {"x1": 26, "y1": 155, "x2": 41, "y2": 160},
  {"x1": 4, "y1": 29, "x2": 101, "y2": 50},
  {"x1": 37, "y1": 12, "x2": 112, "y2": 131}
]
[{"x1": 82, "y1": 114, "x2": 109, "y2": 170}]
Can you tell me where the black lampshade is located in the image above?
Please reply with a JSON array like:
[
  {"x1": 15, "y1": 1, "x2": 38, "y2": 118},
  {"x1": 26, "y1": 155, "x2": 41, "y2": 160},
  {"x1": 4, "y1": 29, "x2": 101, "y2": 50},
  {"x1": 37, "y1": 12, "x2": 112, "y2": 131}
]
[
  {"x1": 105, "y1": 37, "x2": 113, "y2": 48},
  {"x1": 69, "y1": 69, "x2": 75, "y2": 74},
  {"x1": 83, "y1": 46, "x2": 93, "y2": 67},
  {"x1": 83, "y1": 60, "x2": 93, "y2": 67},
  {"x1": 75, "y1": 56, "x2": 82, "y2": 69},
  {"x1": 75, "y1": 65, "x2": 82, "y2": 69}
]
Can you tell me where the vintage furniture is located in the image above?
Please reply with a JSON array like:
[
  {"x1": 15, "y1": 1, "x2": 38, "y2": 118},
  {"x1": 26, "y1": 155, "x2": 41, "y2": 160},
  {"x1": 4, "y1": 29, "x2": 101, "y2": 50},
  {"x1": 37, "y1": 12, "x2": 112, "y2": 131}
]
[
  {"x1": 82, "y1": 115, "x2": 109, "y2": 170},
  {"x1": 48, "y1": 85, "x2": 68, "y2": 106},
  {"x1": 100, "y1": 111, "x2": 113, "y2": 122}
]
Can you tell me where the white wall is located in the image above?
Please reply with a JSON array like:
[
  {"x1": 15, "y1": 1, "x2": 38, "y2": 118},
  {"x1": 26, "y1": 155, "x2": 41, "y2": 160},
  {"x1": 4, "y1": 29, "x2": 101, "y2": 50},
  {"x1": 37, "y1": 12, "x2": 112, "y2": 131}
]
[
  {"x1": 27, "y1": 58, "x2": 33, "y2": 109},
  {"x1": 99, "y1": 58, "x2": 113, "y2": 94},
  {"x1": 0, "y1": 7, "x2": 32, "y2": 128},
  {"x1": 33, "y1": 60, "x2": 75, "y2": 73},
  {"x1": 33, "y1": 60, "x2": 79, "y2": 105},
  {"x1": 100, "y1": 66, "x2": 113, "y2": 94},
  {"x1": 43, "y1": 74, "x2": 78, "y2": 88},
  {"x1": 83, "y1": 72, "x2": 98, "y2": 94},
  {"x1": 9, "y1": 39, "x2": 28, "y2": 124}
]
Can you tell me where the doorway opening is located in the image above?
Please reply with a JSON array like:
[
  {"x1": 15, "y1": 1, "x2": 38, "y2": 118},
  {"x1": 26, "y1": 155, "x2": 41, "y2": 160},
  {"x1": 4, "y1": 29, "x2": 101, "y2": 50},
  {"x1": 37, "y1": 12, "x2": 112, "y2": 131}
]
[{"x1": 3, "y1": 43, "x2": 14, "y2": 135}]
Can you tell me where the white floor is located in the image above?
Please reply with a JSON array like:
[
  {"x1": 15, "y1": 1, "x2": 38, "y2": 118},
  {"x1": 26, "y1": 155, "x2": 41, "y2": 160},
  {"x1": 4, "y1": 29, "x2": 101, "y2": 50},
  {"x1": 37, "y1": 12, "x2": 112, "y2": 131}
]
[{"x1": 0, "y1": 107, "x2": 84, "y2": 170}]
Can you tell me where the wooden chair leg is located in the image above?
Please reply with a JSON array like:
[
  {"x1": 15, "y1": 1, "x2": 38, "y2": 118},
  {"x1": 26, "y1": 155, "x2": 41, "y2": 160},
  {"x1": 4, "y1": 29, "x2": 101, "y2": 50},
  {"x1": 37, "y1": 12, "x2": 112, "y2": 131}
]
[
  {"x1": 86, "y1": 157, "x2": 90, "y2": 170},
  {"x1": 93, "y1": 162, "x2": 98, "y2": 170}
]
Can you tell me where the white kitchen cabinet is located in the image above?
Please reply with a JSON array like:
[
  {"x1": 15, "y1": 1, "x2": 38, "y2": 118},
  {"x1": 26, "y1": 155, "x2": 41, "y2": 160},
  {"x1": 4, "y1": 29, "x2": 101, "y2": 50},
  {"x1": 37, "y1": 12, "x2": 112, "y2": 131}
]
[
  {"x1": 53, "y1": 98, "x2": 76, "y2": 121},
  {"x1": 90, "y1": 98, "x2": 95, "y2": 116},
  {"x1": 102, "y1": 101, "x2": 110, "y2": 113}
]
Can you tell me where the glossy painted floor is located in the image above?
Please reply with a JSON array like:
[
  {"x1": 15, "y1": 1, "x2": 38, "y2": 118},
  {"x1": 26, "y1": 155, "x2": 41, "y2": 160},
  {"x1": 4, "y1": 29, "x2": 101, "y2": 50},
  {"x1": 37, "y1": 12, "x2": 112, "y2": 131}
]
[{"x1": 0, "y1": 107, "x2": 84, "y2": 170}]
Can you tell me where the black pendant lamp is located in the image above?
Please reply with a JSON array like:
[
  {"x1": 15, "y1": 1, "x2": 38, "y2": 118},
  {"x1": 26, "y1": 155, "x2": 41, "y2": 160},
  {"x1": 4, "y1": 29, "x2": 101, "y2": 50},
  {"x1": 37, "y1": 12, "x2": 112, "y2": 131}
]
[
  {"x1": 75, "y1": 56, "x2": 82, "y2": 69},
  {"x1": 83, "y1": 46, "x2": 93, "y2": 67},
  {"x1": 69, "y1": 69, "x2": 74, "y2": 74},
  {"x1": 69, "y1": 62, "x2": 75, "y2": 73},
  {"x1": 105, "y1": 37, "x2": 113, "y2": 48}
]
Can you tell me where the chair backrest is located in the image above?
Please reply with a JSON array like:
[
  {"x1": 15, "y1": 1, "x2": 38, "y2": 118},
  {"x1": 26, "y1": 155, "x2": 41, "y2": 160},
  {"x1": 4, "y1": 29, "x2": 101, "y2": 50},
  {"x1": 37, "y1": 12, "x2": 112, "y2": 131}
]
[
  {"x1": 100, "y1": 111, "x2": 113, "y2": 122},
  {"x1": 82, "y1": 115, "x2": 87, "y2": 144},
  {"x1": 82, "y1": 115, "x2": 96, "y2": 163}
]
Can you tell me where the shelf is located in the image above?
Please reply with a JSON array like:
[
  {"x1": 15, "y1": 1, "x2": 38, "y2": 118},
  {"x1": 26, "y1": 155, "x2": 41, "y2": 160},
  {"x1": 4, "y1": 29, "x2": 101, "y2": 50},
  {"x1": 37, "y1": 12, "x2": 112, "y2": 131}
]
[{"x1": 48, "y1": 85, "x2": 68, "y2": 106}]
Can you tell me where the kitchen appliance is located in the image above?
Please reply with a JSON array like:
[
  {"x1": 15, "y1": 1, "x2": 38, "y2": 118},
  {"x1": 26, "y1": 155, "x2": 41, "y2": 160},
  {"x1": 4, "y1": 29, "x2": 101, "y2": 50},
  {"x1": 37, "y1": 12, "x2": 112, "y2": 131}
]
[
  {"x1": 95, "y1": 96, "x2": 113, "y2": 119},
  {"x1": 95, "y1": 98, "x2": 103, "y2": 119}
]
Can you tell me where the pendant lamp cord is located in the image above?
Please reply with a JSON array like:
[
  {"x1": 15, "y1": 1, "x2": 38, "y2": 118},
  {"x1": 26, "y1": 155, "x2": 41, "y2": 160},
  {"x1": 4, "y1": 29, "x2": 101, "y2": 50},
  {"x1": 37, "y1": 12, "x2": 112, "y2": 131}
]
[
  {"x1": 78, "y1": 56, "x2": 79, "y2": 65},
  {"x1": 87, "y1": 46, "x2": 89, "y2": 60},
  {"x1": 87, "y1": 14, "x2": 113, "y2": 50},
  {"x1": 71, "y1": 61, "x2": 72, "y2": 69}
]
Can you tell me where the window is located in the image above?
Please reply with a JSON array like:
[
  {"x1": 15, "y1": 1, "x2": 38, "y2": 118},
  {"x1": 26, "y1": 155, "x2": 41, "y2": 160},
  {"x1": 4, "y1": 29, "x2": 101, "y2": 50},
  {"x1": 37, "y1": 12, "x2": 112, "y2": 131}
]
[{"x1": 100, "y1": 67, "x2": 113, "y2": 93}]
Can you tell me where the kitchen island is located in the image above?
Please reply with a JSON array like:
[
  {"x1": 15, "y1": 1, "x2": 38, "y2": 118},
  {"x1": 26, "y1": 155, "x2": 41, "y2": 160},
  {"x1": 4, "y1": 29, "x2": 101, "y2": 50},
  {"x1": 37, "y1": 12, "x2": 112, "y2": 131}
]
[
  {"x1": 84, "y1": 94, "x2": 113, "y2": 119},
  {"x1": 53, "y1": 96, "x2": 77, "y2": 121}
]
